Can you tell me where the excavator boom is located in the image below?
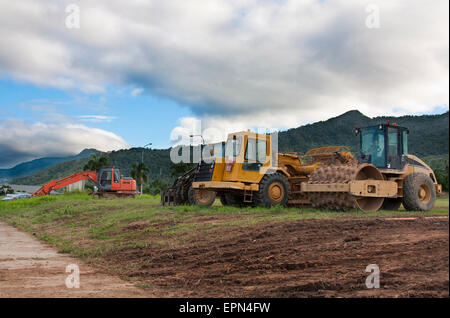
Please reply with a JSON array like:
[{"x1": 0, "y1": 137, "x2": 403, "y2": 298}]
[{"x1": 32, "y1": 171, "x2": 98, "y2": 197}]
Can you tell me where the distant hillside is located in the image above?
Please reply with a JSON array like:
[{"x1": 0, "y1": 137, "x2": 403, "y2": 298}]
[
  {"x1": 12, "y1": 148, "x2": 172, "y2": 185},
  {"x1": 0, "y1": 149, "x2": 98, "y2": 182},
  {"x1": 278, "y1": 110, "x2": 449, "y2": 157},
  {"x1": 12, "y1": 110, "x2": 449, "y2": 186},
  {"x1": 422, "y1": 154, "x2": 449, "y2": 172}
]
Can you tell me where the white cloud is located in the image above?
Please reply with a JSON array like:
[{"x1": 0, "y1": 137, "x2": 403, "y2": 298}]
[
  {"x1": 77, "y1": 115, "x2": 117, "y2": 123},
  {"x1": 170, "y1": 117, "x2": 202, "y2": 145},
  {"x1": 0, "y1": 119, "x2": 129, "y2": 168},
  {"x1": 170, "y1": 114, "x2": 285, "y2": 146},
  {"x1": 131, "y1": 87, "x2": 144, "y2": 97},
  {"x1": 0, "y1": 0, "x2": 448, "y2": 133}
]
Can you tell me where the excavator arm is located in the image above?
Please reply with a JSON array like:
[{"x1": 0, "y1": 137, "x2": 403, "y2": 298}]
[{"x1": 32, "y1": 171, "x2": 98, "y2": 197}]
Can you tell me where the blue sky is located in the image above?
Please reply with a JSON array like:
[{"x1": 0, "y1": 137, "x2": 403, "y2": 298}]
[
  {"x1": 0, "y1": 79, "x2": 193, "y2": 150},
  {"x1": 0, "y1": 0, "x2": 448, "y2": 168}
]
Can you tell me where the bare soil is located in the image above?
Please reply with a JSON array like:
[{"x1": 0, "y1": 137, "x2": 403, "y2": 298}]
[
  {"x1": 1, "y1": 217, "x2": 448, "y2": 298},
  {"x1": 101, "y1": 216, "x2": 449, "y2": 297}
]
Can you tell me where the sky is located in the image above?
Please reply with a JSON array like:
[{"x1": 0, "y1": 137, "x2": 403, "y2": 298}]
[{"x1": 0, "y1": 0, "x2": 448, "y2": 168}]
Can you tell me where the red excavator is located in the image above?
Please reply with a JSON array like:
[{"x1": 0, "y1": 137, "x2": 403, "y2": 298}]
[{"x1": 32, "y1": 166, "x2": 137, "y2": 198}]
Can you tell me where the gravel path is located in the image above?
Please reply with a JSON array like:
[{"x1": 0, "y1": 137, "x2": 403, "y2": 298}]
[{"x1": 0, "y1": 222, "x2": 151, "y2": 297}]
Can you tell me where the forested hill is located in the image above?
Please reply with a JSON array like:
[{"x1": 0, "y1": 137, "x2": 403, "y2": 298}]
[
  {"x1": 12, "y1": 148, "x2": 172, "y2": 185},
  {"x1": 278, "y1": 110, "x2": 449, "y2": 157},
  {"x1": 11, "y1": 110, "x2": 449, "y2": 185}
]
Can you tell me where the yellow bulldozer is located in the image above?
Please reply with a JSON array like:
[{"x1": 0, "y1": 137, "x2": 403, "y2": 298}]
[{"x1": 162, "y1": 122, "x2": 441, "y2": 212}]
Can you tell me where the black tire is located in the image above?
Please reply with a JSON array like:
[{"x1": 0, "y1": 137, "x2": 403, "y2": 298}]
[
  {"x1": 220, "y1": 193, "x2": 244, "y2": 207},
  {"x1": 382, "y1": 198, "x2": 402, "y2": 211},
  {"x1": 220, "y1": 193, "x2": 254, "y2": 208},
  {"x1": 219, "y1": 194, "x2": 228, "y2": 206},
  {"x1": 402, "y1": 173, "x2": 436, "y2": 211},
  {"x1": 188, "y1": 186, "x2": 216, "y2": 206},
  {"x1": 254, "y1": 172, "x2": 290, "y2": 208}
]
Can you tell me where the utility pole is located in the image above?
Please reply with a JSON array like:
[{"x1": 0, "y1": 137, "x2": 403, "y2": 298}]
[{"x1": 140, "y1": 142, "x2": 152, "y2": 195}]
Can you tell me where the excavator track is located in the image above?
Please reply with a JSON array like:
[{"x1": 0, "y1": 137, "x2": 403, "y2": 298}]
[
  {"x1": 307, "y1": 162, "x2": 385, "y2": 212},
  {"x1": 92, "y1": 192, "x2": 135, "y2": 199}
]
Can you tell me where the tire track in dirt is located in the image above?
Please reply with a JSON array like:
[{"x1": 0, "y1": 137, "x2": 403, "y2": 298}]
[{"x1": 102, "y1": 217, "x2": 448, "y2": 297}]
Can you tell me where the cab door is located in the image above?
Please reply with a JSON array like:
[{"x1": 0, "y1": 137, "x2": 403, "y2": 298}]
[
  {"x1": 98, "y1": 168, "x2": 112, "y2": 191},
  {"x1": 240, "y1": 136, "x2": 269, "y2": 183},
  {"x1": 111, "y1": 168, "x2": 121, "y2": 191},
  {"x1": 386, "y1": 127, "x2": 402, "y2": 169},
  {"x1": 222, "y1": 135, "x2": 243, "y2": 182}
]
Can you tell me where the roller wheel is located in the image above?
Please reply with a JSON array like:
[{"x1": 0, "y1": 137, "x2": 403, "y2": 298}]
[
  {"x1": 188, "y1": 186, "x2": 216, "y2": 206},
  {"x1": 382, "y1": 198, "x2": 402, "y2": 211},
  {"x1": 254, "y1": 172, "x2": 290, "y2": 208},
  {"x1": 402, "y1": 173, "x2": 436, "y2": 211},
  {"x1": 307, "y1": 163, "x2": 385, "y2": 212}
]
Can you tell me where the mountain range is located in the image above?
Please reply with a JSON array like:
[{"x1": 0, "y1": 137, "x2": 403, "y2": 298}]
[
  {"x1": 0, "y1": 149, "x2": 98, "y2": 182},
  {"x1": 278, "y1": 110, "x2": 449, "y2": 156},
  {"x1": 9, "y1": 110, "x2": 449, "y2": 185}
]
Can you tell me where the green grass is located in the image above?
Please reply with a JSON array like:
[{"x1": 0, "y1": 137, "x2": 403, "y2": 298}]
[{"x1": 0, "y1": 192, "x2": 448, "y2": 261}]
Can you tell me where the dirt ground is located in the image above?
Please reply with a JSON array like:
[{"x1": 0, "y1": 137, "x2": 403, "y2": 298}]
[
  {"x1": 102, "y1": 216, "x2": 449, "y2": 298},
  {"x1": 1, "y1": 217, "x2": 448, "y2": 298},
  {"x1": 0, "y1": 222, "x2": 152, "y2": 297}
]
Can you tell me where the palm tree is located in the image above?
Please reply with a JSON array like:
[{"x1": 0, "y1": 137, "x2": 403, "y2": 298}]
[
  {"x1": 130, "y1": 162, "x2": 150, "y2": 194},
  {"x1": 83, "y1": 154, "x2": 110, "y2": 172}
]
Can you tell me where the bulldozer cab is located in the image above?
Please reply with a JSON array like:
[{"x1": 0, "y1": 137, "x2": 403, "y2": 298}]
[
  {"x1": 357, "y1": 123, "x2": 409, "y2": 170},
  {"x1": 219, "y1": 131, "x2": 272, "y2": 183},
  {"x1": 192, "y1": 131, "x2": 273, "y2": 185}
]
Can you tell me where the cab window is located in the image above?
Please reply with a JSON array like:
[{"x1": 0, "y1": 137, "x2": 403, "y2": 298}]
[
  {"x1": 225, "y1": 136, "x2": 242, "y2": 158},
  {"x1": 245, "y1": 138, "x2": 267, "y2": 162},
  {"x1": 100, "y1": 170, "x2": 111, "y2": 186},
  {"x1": 361, "y1": 126, "x2": 386, "y2": 167},
  {"x1": 402, "y1": 130, "x2": 408, "y2": 155},
  {"x1": 212, "y1": 142, "x2": 224, "y2": 158},
  {"x1": 114, "y1": 169, "x2": 120, "y2": 183},
  {"x1": 387, "y1": 128, "x2": 398, "y2": 156}
]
